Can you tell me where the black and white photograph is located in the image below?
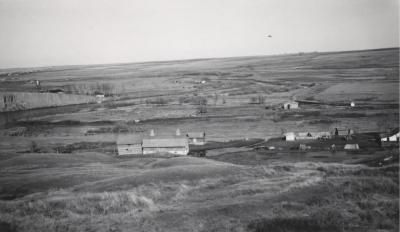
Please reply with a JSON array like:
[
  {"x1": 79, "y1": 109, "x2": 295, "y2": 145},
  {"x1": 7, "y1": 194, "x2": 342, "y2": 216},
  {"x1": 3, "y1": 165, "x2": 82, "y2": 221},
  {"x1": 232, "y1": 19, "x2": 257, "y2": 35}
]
[{"x1": 0, "y1": 0, "x2": 399, "y2": 231}]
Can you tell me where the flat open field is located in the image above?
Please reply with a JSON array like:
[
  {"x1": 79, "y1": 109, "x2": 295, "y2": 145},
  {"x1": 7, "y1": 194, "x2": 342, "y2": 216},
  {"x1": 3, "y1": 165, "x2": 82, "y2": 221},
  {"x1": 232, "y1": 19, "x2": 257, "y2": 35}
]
[{"x1": 0, "y1": 48, "x2": 399, "y2": 231}]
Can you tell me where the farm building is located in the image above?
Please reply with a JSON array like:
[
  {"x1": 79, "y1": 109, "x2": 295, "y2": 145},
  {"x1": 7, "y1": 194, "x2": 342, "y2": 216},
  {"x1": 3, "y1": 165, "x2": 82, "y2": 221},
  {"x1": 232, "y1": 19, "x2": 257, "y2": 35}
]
[
  {"x1": 333, "y1": 128, "x2": 354, "y2": 139},
  {"x1": 284, "y1": 131, "x2": 331, "y2": 141},
  {"x1": 296, "y1": 132, "x2": 316, "y2": 140},
  {"x1": 380, "y1": 128, "x2": 399, "y2": 147},
  {"x1": 116, "y1": 135, "x2": 142, "y2": 155},
  {"x1": 186, "y1": 132, "x2": 206, "y2": 145},
  {"x1": 314, "y1": 131, "x2": 332, "y2": 139},
  {"x1": 282, "y1": 101, "x2": 299, "y2": 110},
  {"x1": 380, "y1": 128, "x2": 399, "y2": 142},
  {"x1": 344, "y1": 144, "x2": 359, "y2": 150},
  {"x1": 142, "y1": 138, "x2": 189, "y2": 156},
  {"x1": 284, "y1": 132, "x2": 296, "y2": 141},
  {"x1": 296, "y1": 131, "x2": 331, "y2": 140}
]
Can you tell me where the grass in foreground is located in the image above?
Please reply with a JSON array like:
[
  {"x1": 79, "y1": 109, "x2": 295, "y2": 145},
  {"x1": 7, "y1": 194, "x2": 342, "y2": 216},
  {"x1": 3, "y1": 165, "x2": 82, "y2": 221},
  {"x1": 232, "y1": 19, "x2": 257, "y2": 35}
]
[{"x1": 0, "y1": 154, "x2": 398, "y2": 232}]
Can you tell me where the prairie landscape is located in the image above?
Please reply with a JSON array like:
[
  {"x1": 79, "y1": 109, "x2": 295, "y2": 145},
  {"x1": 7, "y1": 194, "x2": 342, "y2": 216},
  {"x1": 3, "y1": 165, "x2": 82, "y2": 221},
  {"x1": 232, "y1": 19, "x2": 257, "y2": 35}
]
[{"x1": 0, "y1": 48, "x2": 399, "y2": 232}]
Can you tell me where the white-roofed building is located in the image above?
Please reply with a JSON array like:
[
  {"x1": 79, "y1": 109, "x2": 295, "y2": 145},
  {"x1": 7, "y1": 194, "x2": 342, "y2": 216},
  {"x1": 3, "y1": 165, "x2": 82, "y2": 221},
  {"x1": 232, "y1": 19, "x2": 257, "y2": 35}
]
[
  {"x1": 142, "y1": 138, "x2": 189, "y2": 156},
  {"x1": 284, "y1": 132, "x2": 296, "y2": 141}
]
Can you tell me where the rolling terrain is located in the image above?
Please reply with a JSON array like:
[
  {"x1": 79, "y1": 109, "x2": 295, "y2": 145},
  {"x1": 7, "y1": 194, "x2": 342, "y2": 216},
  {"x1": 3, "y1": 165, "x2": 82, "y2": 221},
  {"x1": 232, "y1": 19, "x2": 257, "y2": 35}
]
[{"x1": 0, "y1": 48, "x2": 399, "y2": 232}]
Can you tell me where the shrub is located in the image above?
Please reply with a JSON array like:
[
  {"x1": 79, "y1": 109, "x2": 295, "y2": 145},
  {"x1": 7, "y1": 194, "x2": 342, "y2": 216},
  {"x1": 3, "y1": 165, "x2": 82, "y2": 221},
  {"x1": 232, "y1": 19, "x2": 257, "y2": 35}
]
[{"x1": 29, "y1": 141, "x2": 39, "y2": 153}]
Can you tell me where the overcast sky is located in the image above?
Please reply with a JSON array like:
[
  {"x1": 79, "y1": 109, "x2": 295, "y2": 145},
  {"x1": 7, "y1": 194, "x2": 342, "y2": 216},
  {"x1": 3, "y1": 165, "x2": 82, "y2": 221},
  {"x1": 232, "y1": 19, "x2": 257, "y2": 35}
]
[{"x1": 0, "y1": 0, "x2": 398, "y2": 68}]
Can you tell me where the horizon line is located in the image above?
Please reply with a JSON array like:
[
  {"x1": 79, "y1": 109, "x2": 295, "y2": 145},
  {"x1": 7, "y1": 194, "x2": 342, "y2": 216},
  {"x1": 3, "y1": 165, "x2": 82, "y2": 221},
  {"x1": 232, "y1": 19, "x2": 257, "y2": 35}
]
[{"x1": 1, "y1": 46, "x2": 399, "y2": 71}]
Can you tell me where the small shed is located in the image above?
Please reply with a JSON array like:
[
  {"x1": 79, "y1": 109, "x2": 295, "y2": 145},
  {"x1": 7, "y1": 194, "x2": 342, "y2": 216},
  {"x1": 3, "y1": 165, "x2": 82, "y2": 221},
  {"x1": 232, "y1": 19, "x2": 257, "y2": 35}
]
[
  {"x1": 283, "y1": 101, "x2": 299, "y2": 110},
  {"x1": 380, "y1": 128, "x2": 400, "y2": 142},
  {"x1": 380, "y1": 128, "x2": 399, "y2": 147},
  {"x1": 186, "y1": 132, "x2": 206, "y2": 145},
  {"x1": 344, "y1": 144, "x2": 359, "y2": 150},
  {"x1": 117, "y1": 135, "x2": 142, "y2": 155},
  {"x1": 142, "y1": 138, "x2": 189, "y2": 156},
  {"x1": 284, "y1": 132, "x2": 296, "y2": 141},
  {"x1": 96, "y1": 94, "x2": 105, "y2": 103}
]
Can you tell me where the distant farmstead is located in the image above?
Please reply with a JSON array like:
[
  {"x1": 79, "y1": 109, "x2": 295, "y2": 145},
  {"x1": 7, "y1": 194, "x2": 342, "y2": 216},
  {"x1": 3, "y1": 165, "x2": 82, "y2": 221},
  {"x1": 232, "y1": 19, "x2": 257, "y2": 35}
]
[
  {"x1": 117, "y1": 135, "x2": 142, "y2": 156},
  {"x1": 186, "y1": 132, "x2": 206, "y2": 145},
  {"x1": 142, "y1": 138, "x2": 189, "y2": 156}
]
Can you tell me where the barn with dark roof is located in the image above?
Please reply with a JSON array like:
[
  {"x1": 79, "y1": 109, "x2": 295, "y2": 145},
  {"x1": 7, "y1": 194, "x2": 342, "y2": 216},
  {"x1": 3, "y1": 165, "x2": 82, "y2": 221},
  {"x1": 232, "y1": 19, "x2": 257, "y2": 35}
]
[{"x1": 117, "y1": 135, "x2": 142, "y2": 155}]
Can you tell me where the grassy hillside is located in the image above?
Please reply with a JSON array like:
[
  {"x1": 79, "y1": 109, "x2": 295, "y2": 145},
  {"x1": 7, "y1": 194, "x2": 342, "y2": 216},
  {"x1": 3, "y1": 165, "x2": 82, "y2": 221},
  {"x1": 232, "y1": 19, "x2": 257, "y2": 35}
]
[
  {"x1": 0, "y1": 154, "x2": 397, "y2": 232},
  {"x1": 0, "y1": 48, "x2": 398, "y2": 232},
  {"x1": 0, "y1": 92, "x2": 96, "y2": 112}
]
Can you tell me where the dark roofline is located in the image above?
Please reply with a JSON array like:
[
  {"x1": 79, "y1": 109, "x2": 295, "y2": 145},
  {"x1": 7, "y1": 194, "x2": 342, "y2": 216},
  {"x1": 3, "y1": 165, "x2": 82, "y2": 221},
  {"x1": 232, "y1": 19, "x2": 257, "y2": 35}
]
[
  {"x1": 186, "y1": 132, "x2": 206, "y2": 138},
  {"x1": 143, "y1": 146, "x2": 187, "y2": 148}
]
